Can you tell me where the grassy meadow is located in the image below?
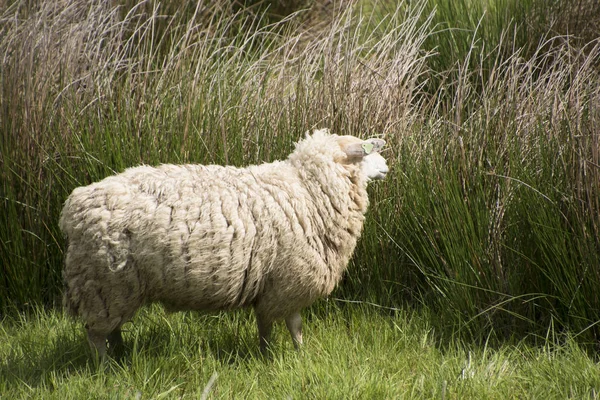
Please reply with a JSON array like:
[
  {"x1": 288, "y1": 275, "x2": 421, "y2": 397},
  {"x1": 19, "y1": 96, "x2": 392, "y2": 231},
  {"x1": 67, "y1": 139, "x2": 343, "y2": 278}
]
[
  {"x1": 3, "y1": 304, "x2": 600, "y2": 398},
  {"x1": 2, "y1": 0, "x2": 600, "y2": 397}
]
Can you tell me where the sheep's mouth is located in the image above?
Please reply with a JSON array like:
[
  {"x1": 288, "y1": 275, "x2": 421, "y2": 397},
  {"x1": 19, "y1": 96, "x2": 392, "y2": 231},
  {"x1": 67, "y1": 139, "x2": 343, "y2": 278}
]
[{"x1": 371, "y1": 170, "x2": 388, "y2": 180}]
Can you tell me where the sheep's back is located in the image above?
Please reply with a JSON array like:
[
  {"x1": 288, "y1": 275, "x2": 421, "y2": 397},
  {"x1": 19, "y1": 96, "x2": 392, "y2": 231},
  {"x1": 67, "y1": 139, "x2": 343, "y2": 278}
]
[
  {"x1": 61, "y1": 163, "x2": 302, "y2": 312},
  {"x1": 138, "y1": 166, "x2": 280, "y2": 309}
]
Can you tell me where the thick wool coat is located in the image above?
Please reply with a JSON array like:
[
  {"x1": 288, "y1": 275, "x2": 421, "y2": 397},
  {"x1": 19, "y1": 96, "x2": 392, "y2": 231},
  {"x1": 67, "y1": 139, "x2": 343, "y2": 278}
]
[{"x1": 60, "y1": 129, "x2": 371, "y2": 336}]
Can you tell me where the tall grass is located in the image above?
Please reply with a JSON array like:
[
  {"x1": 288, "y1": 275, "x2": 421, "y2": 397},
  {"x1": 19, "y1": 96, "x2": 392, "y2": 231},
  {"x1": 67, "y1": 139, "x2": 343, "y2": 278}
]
[
  {"x1": 0, "y1": 0, "x2": 427, "y2": 307},
  {"x1": 2, "y1": 0, "x2": 600, "y2": 345},
  {"x1": 353, "y1": 34, "x2": 600, "y2": 342}
]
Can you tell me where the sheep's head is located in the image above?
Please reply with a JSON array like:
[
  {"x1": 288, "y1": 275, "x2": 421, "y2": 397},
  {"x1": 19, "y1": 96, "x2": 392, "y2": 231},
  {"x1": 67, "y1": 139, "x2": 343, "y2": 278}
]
[
  {"x1": 290, "y1": 128, "x2": 389, "y2": 181},
  {"x1": 336, "y1": 135, "x2": 389, "y2": 181}
]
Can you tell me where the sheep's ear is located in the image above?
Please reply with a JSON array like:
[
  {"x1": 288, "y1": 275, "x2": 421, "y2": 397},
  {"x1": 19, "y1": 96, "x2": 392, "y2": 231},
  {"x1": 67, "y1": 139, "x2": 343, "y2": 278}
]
[
  {"x1": 343, "y1": 142, "x2": 368, "y2": 159},
  {"x1": 365, "y1": 138, "x2": 386, "y2": 153},
  {"x1": 343, "y1": 139, "x2": 386, "y2": 159}
]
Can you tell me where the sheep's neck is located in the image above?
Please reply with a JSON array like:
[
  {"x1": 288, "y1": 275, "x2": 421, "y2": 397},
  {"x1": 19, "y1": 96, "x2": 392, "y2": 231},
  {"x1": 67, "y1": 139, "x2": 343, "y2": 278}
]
[{"x1": 306, "y1": 163, "x2": 369, "y2": 276}]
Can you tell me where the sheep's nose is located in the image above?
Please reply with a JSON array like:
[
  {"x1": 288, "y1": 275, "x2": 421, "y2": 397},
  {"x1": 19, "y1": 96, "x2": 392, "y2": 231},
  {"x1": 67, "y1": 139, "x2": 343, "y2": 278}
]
[
  {"x1": 379, "y1": 165, "x2": 389, "y2": 177},
  {"x1": 373, "y1": 167, "x2": 388, "y2": 180}
]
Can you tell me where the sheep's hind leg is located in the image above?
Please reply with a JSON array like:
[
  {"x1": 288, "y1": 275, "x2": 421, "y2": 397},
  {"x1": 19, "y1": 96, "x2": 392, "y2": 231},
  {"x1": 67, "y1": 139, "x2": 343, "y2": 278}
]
[
  {"x1": 86, "y1": 329, "x2": 108, "y2": 362},
  {"x1": 255, "y1": 312, "x2": 273, "y2": 355},
  {"x1": 285, "y1": 311, "x2": 303, "y2": 350}
]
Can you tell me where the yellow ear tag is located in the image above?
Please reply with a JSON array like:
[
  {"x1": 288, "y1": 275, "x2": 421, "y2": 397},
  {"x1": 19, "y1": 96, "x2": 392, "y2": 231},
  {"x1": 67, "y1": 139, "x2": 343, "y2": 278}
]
[{"x1": 362, "y1": 142, "x2": 374, "y2": 154}]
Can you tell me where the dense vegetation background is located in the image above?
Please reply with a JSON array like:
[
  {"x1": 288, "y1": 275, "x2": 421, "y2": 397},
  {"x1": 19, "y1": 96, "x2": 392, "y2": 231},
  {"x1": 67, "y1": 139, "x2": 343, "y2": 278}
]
[{"x1": 1, "y1": 0, "x2": 599, "y2": 347}]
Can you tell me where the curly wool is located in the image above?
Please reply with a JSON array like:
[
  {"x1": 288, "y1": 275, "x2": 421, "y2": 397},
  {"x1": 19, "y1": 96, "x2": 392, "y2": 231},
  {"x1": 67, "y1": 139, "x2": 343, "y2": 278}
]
[{"x1": 60, "y1": 129, "x2": 384, "y2": 347}]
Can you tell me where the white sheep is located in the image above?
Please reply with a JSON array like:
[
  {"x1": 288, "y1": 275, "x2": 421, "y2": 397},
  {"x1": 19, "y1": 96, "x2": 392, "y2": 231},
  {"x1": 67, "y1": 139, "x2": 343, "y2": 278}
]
[{"x1": 59, "y1": 128, "x2": 388, "y2": 358}]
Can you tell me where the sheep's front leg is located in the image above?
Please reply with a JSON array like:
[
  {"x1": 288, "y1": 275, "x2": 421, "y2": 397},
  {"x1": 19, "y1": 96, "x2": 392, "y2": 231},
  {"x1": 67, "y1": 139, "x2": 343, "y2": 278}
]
[
  {"x1": 256, "y1": 313, "x2": 273, "y2": 354},
  {"x1": 107, "y1": 328, "x2": 124, "y2": 359},
  {"x1": 285, "y1": 311, "x2": 303, "y2": 350}
]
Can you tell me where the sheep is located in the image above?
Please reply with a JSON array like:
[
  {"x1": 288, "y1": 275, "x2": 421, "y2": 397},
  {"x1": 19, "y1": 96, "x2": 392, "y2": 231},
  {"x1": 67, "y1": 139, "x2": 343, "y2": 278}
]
[{"x1": 59, "y1": 128, "x2": 389, "y2": 358}]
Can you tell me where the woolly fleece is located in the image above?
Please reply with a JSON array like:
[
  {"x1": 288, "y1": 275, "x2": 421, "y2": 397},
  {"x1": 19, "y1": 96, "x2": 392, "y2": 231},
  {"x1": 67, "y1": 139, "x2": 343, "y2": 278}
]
[{"x1": 59, "y1": 128, "x2": 388, "y2": 353}]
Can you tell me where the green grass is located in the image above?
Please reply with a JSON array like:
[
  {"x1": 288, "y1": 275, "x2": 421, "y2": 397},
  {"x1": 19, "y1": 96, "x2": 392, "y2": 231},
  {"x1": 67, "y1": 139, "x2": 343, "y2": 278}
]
[
  {"x1": 2, "y1": 304, "x2": 600, "y2": 399},
  {"x1": 2, "y1": 0, "x2": 600, "y2": 389}
]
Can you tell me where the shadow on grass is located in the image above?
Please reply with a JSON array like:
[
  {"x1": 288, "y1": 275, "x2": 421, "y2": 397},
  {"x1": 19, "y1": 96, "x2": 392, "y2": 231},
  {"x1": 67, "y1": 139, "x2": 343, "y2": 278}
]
[
  {"x1": 0, "y1": 326, "x2": 93, "y2": 390},
  {"x1": 120, "y1": 311, "x2": 265, "y2": 365},
  {"x1": 318, "y1": 295, "x2": 600, "y2": 359},
  {"x1": 1, "y1": 309, "x2": 270, "y2": 391}
]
